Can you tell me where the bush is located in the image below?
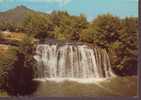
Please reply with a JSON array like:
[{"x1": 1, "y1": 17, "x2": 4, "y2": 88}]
[
  {"x1": 0, "y1": 36, "x2": 38, "y2": 96},
  {"x1": 0, "y1": 46, "x2": 17, "y2": 90},
  {"x1": 5, "y1": 36, "x2": 38, "y2": 96}
]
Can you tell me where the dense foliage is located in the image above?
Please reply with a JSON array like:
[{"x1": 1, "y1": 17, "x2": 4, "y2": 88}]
[
  {"x1": 80, "y1": 14, "x2": 138, "y2": 76},
  {"x1": 0, "y1": 46, "x2": 17, "y2": 91},
  {"x1": 5, "y1": 36, "x2": 38, "y2": 96},
  {"x1": 112, "y1": 17, "x2": 138, "y2": 75},
  {"x1": 0, "y1": 11, "x2": 138, "y2": 76},
  {"x1": 0, "y1": 5, "x2": 138, "y2": 96},
  {"x1": 22, "y1": 11, "x2": 88, "y2": 42},
  {"x1": 0, "y1": 36, "x2": 38, "y2": 96}
]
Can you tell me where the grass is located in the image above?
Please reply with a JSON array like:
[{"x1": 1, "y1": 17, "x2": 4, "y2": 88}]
[
  {"x1": 0, "y1": 44, "x2": 17, "y2": 66},
  {"x1": 0, "y1": 32, "x2": 38, "y2": 47},
  {"x1": 0, "y1": 32, "x2": 37, "y2": 97},
  {"x1": 0, "y1": 90, "x2": 8, "y2": 97},
  {"x1": 33, "y1": 76, "x2": 137, "y2": 96},
  {"x1": 0, "y1": 44, "x2": 17, "y2": 68},
  {"x1": 0, "y1": 44, "x2": 17, "y2": 53},
  {"x1": 0, "y1": 32, "x2": 26, "y2": 42},
  {"x1": 0, "y1": 32, "x2": 137, "y2": 97},
  {"x1": 0, "y1": 44, "x2": 18, "y2": 89},
  {"x1": 0, "y1": 44, "x2": 17, "y2": 72},
  {"x1": 0, "y1": 44, "x2": 10, "y2": 54}
]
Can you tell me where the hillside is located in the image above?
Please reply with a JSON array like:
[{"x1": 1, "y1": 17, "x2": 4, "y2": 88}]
[
  {"x1": 0, "y1": 4, "x2": 138, "y2": 96},
  {"x1": 0, "y1": 5, "x2": 31, "y2": 23},
  {"x1": 0, "y1": 5, "x2": 47, "y2": 25}
]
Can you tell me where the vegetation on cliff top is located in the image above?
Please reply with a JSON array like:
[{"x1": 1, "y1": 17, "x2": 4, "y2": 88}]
[
  {"x1": 0, "y1": 6, "x2": 138, "y2": 96},
  {"x1": 0, "y1": 6, "x2": 138, "y2": 76}
]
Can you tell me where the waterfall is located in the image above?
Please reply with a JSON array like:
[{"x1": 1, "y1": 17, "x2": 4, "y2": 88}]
[{"x1": 34, "y1": 44, "x2": 115, "y2": 79}]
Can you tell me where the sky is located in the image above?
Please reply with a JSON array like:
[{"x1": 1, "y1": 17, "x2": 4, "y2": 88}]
[{"x1": 0, "y1": 0, "x2": 138, "y2": 21}]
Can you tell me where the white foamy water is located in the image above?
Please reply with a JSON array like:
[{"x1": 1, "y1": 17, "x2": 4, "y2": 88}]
[
  {"x1": 34, "y1": 44, "x2": 115, "y2": 81},
  {"x1": 33, "y1": 78, "x2": 110, "y2": 84}
]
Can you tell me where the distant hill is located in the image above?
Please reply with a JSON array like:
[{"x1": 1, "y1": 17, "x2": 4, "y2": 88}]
[{"x1": 0, "y1": 5, "x2": 46, "y2": 24}]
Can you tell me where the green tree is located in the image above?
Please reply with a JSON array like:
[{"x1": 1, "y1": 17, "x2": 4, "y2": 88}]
[
  {"x1": 23, "y1": 13, "x2": 52, "y2": 41},
  {"x1": 49, "y1": 11, "x2": 88, "y2": 41},
  {"x1": 81, "y1": 14, "x2": 138, "y2": 76},
  {"x1": 112, "y1": 17, "x2": 138, "y2": 75},
  {"x1": 0, "y1": 47, "x2": 17, "y2": 91},
  {"x1": 91, "y1": 14, "x2": 121, "y2": 48},
  {"x1": 80, "y1": 24, "x2": 96, "y2": 43},
  {"x1": 5, "y1": 36, "x2": 38, "y2": 96}
]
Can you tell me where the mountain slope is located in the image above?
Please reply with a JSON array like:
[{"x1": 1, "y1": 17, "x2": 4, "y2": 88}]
[{"x1": 0, "y1": 5, "x2": 44, "y2": 24}]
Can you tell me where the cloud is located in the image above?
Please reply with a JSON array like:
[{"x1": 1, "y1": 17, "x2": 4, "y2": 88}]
[
  {"x1": 0, "y1": 0, "x2": 72, "y2": 5},
  {"x1": 30, "y1": 0, "x2": 71, "y2": 5},
  {"x1": 0, "y1": 0, "x2": 15, "y2": 3},
  {"x1": 0, "y1": 0, "x2": 8, "y2": 3},
  {"x1": 129, "y1": 0, "x2": 138, "y2": 2},
  {"x1": 46, "y1": 10, "x2": 53, "y2": 14}
]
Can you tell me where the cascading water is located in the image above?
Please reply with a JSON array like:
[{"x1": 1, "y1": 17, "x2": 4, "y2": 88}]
[{"x1": 34, "y1": 44, "x2": 115, "y2": 81}]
